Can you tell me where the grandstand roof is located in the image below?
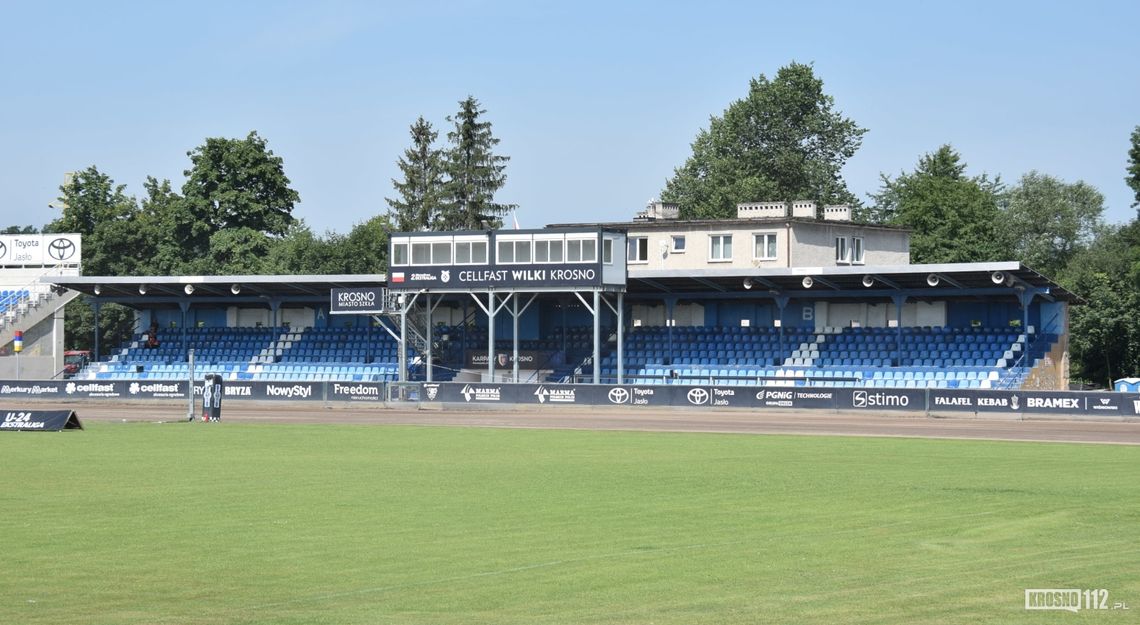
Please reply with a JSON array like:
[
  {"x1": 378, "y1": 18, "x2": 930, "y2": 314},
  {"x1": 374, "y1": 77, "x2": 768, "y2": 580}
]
[
  {"x1": 44, "y1": 274, "x2": 384, "y2": 301},
  {"x1": 43, "y1": 263, "x2": 1076, "y2": 304},
  {"x1": 626, "y1": 261, "x2": 1079, "y2": 302}
]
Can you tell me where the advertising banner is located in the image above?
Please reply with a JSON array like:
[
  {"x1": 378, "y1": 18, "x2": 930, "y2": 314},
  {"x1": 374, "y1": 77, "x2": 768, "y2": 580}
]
[
  {"x1": 392, "y1": 263, "x2": 604, "y2": 291},
  {"x1": 0, "y1": 234, "x2": 81, "y2": 266},
  {"x1": 464, "y1": 350, "x2": 548, "y2": 369},
  {"x1": 837, "y1": 388, "x2": 928, "y2": 411},
  {"x1": 330, "y1": 287, "x2": 387, "y2": 315},
  {"x1": 327, "y1": 382, "x2": 385, "y2": 402},
  {"x1": 753, "y1": 388, "x2": 838, "y2": 409},
  {"x1": 927, "y1": 390, "x2": 979, "y2": 412},
  {"x1": 0, "y1": 410, "x2": 82, "y2": 431}
]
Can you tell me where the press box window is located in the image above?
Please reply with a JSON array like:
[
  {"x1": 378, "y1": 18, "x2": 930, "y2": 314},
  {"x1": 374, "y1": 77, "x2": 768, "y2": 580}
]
[
  {"x1": 392, "y1": 243, "x2": 408, "y2": 266},
  {"x1": 431, "y1": 242, "x2": 452, "y2": 264},
  {"x1": 628, "y1": 237, "x2": 649, "y2": 263},
  {"x1": 603, "y1": 239, "x2": 613, "y2": 264},
  {"x1": 412, "y1": 242, "x2": 431, "y2": 264},
  {"x1": 497, "y1": 240, "x2": 533, "y2": 264},
  {"x1": 566, "y1": 238, "x2": 596, "y2": 263},
  {"x1": 534, "y1": 239, "x2": 563, "y2": 263},
  {"x1": 454, "y1": 241, "x2": 487, "y2": 264}
]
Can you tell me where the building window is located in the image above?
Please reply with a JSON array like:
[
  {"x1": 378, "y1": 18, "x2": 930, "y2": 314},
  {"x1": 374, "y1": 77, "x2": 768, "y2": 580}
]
[
  {"x1": 753, "y1": 233, "x2": 777, "y2": 260},
  {"x1": 497, "y1": 240, "x2": 514, "y2": 263},
  {"x1": 628, "y1": 237, "x2": 649, "y2": 263},
  {"x1": 603, "y1": 239, "x2": 613, "y2": 264},
  {"x1": 835, "y1": 236, "x2": 849, "y2": 264},
  {"x1": 497, "y1": 240, "x2": 533, "y2": 264},
  {"x1": 709, "y1": 234, "x2": 732, "y2": 262},
  {"x1": 852, "y1": 237, "x2": 864, "y2": 264},
  {"x1": 392, "y1": 243, "x2": 408, "y2": 266},
  {"x1": 671, "y1": 235, "x2": 686, "y2": 253},
  {"x1": 454, "y1": 241, "x2": 487, "y2": 264},
  {"x1": 412, "y1": 242, "x2": 431, "y2": 265},
  {"x1": 431, "y1": 242, "x2": 452, "y2": 265}
]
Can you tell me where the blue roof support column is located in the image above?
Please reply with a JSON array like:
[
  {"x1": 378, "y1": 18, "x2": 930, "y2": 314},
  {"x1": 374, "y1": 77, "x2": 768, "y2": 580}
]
[
  {"x1": 92, "y1": 299, "x2": 101, "y2": 363},
  {"x1": 179, "y1": 300, "x2": 190, "y2": 358},
  {"x1": 269, "y1": 299, "x2": 281, "y2": 328},
  {"x1": 774, "y1": 295, "x2": 790, "y2": 362},
  {"x1": 1018, "y1": 287, "x2": 1047, "y2": 345},
  {"x1": 892, "y1": 294, "x2": 908, "y2": 366}
]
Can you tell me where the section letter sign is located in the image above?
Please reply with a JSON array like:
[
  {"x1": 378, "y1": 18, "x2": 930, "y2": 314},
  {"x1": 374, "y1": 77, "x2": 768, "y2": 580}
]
[{"x1": 330, "y1": 287, "x2": 386, "y2": 315}]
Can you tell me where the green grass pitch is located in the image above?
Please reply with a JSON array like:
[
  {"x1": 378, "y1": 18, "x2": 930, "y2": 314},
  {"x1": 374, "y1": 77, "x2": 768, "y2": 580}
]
[{"x1": 2, "y1": 422, "x2": 1138, "y2": 624}]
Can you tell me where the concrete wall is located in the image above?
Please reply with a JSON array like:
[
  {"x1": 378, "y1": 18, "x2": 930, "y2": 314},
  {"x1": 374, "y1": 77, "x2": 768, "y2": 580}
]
[
  {"x1": 790, "y1": 222, "x2": 910, "y2": 267},
  {"x1": 0, "y1": 355, "x2": 55, "y2": 379}
]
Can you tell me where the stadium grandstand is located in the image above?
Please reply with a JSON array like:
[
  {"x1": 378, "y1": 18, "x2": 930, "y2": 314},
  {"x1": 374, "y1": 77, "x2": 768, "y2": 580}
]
[{"x1": 43, "y1": 200, "x2": 1076, "y2": 390}]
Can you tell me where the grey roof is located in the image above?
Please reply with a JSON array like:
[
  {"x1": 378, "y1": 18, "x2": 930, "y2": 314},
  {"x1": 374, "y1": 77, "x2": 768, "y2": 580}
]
[
  {"x1": 626, "y1": 261, "x2": 1078, "y2": 302},
  {"x1": 44, "y1": 274, "x2": 385, "y2": 299}
]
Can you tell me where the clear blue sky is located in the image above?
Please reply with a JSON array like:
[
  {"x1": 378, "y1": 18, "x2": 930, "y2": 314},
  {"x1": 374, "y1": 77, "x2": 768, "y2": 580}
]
[{"x1": 1, "y1": 1, "x2": 1137, "y2": 234}]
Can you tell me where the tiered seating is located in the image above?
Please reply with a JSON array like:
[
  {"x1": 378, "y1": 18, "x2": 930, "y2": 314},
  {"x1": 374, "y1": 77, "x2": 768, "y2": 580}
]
[
  {"x1": 602, "y1": 325, "x2": 1056, "y2": 389},
  {"x1": 79, "y1": 326, "x2": 410, "y2": 383},
  {"x1": 0, "y1": 289, "x2": 32, "y2": 314},
  {"x1": 280, "y1": 328, "x2": 397, "y2": 363}
]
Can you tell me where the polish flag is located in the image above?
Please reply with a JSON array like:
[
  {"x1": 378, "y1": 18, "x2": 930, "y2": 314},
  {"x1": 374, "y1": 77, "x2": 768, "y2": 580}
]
[
  {"x1": 512, "y1": 212, "x2": 520, "y2": 230},
  {"x1": 391, "y1": 272, "x2": 405, "y2": 283}
]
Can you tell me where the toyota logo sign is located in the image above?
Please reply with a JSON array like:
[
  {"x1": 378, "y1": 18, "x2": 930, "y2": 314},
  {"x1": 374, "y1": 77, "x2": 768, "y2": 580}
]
[
  {"x1": 48, "y1": 237, "x2": 77, "y2": 261},
  {"x1": 607, "y1": 387, "x2": 630, "y2": 404},
  {"x1": 687, "y1": 388, "x2": 709, "y2": 405}
]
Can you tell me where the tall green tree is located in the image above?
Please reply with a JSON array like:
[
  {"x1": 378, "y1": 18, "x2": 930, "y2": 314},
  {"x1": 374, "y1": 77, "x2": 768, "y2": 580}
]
[
  {"x1": 439, "y1": 97, "x2": 515, "y2": 230},
  {"x1": 1059, "y1": 221, "x2": 1140, "y2": 386},
  {"x1": 1128, "y1": 125, "x2": 1140, "y2": 212},
  {"x1": 387, "y1": 117, "x2": 445, "y2": 231},
  {"x1": 661, "y1": 62, "x2": 867, "y2": 219},
  {"x1": 869, "y1": 145, "x2": 1007, "y2": 263},
  {"x1": 999, "y1": 172, "x2": 1104, "y2": 277},
  {"x1": 181, "y1": 131, "x2": 300, "y2": 255},
  {"x1": 45, "y1": 165, "x2": 149, "y2": 276},
  {"x1": 1, "y1": 225, "x2": 39, "y2": 234}
]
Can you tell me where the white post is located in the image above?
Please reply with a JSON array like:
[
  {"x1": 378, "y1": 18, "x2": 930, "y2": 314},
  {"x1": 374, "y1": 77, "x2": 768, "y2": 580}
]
[
  {"x1": 187, "y1": 348, "x2": 195, "y2": 421},
  {"x1": 512, "y1": 294, "x2": 520, "y2": 383}
]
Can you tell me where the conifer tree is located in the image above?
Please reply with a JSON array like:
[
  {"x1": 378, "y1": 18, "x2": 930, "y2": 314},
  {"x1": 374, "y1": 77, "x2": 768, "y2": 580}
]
[
  {"x1": 439, "y1": 96, "x2": 515, "y2": 230},
  {"x1": 386, "y1": 117, "x2": 445, "y2": 231}
]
